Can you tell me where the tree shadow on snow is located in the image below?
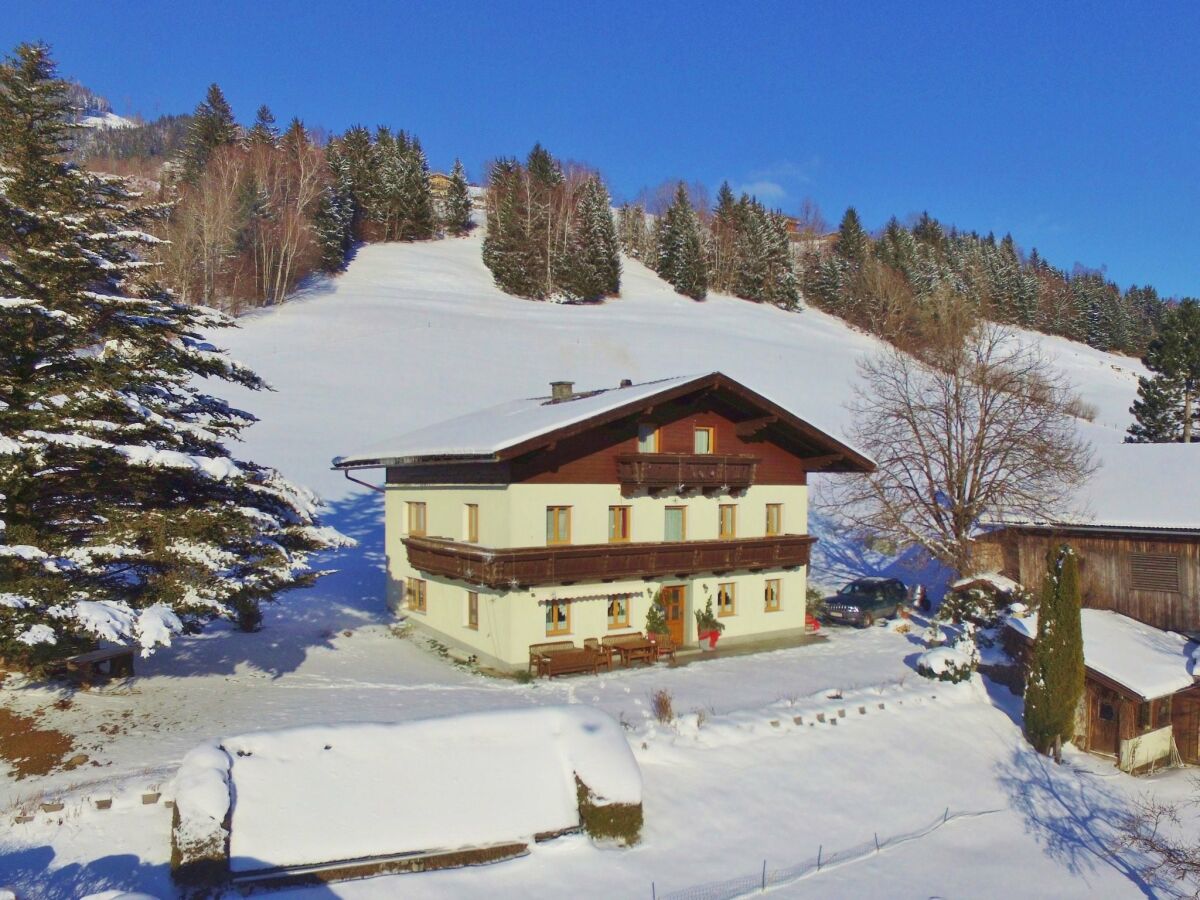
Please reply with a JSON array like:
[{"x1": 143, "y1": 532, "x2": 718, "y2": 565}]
[
  {"x1": 138, "y1": 489, "x2": 389, "y2": 681},
  {"x1": 0, "y1": 844, "x2": 173, "y2": 900},
  {"x1": 993, "y1": 744, "x2": 1162, "y2": 897}
]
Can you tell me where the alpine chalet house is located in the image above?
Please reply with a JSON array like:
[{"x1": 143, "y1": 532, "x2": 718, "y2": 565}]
[
  {"x1": 979, "y1": 443, "x2": 1200, "y2": 771},
  {"x1": 334, "y1": 373, "x2": 874, "y2": 671}
]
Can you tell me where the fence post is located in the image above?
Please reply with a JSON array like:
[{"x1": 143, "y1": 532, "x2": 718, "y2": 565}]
[
  {"x1": 761, "y1": 859, "x2": 767, "y2": 891},
  {"x1": 874, "y1": 831, "x2": 880, "y2": 853},
  {"x1": 651, "y1": 882, "x2": 655, "y2": 900},
  {"x1": 943, "y1": 806, "x2": 949, "y2": 824},
  {"x1": 817, "y1": 844, "x2": 822, "y2": 871}
]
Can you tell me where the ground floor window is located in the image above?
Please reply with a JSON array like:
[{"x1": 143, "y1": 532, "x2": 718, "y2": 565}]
[
  {"x1": 406, "y1": 577, "x2": 427, "y2": 613},
  {"x1": 466, "y1": 590, "x2": 479, "y2": 629},
  {"x1": 608, "y1": 596, "x2": 630, "y2": 629},
  {"x1": 764, "y1": 578, "x2": 781, "y2": 612},
  {"x1": 546, "y1": 599, "x2": 571, "y2": 636},
  {"x1": 717, "y1": 581, "x2": 736, "y2": 617}
]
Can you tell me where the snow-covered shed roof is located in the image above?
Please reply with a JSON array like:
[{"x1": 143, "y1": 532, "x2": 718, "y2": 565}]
[
  {"x1": 998, "y1": 442, "x2": 1200, "y2": 535},
  {"x1": 1006, "y1": 608, "x2": 1198, "y2": 700},
  {"x1": 333, "y1": 372, "x2": 875, "y2": 473}
]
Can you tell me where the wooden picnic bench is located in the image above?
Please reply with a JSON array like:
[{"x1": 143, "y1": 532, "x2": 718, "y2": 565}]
[
  {"x1": 50, "y1": 647, "x2": 135, "y2": 686},
  {"x1": 528, "y1": 640, "x2": 576, "y2": 675},
  {"x1": 583, "y1": 638, "x2": 615, "y2": 671},
  {"x1": 648, "y1": 632, "x2": 678, "y2": 664},
  {"x1": 602, "y1": 632, "x2": 657, "y2": 667},
  {"x1": 528, "y1": 641, "x2": 603, "y2": 678}
]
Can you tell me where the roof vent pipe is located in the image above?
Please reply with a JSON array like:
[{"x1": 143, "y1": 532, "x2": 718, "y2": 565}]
[
  {"x1": 619, "y1": 378, "x2": 633, "y2": 388},
  {"x1": 550, "y1": 381, "x2": 575, "y2": 401}
]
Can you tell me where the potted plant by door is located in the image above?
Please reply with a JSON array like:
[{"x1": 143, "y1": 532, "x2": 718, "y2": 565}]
[{"x1": 694, "y1": 599, "x2": 725, "y2": 650}]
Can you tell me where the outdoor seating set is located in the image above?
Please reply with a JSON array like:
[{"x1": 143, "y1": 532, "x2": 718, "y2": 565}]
[{"x1": 528, "y1": 632, "x2": 678, "y2": 678}]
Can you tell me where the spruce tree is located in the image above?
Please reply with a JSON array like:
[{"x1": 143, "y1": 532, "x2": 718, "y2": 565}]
[
  {"x1": 246, "y1": 104, "x2": 278, "y2": 148},
  {"x1": 834, "y1": 206, "x2": 870, "y2": 265},
  {"x1": 0, "y1": 43, "x2": 347, "y2": 667},
  {"x1": 396, "y1": 137, "x2": 435, "y2": 241},
  {"x1": 441, "y1": 157, "x2": 473, "y2": 236},
  {"x1": 482, "y1": 157, "x2": 541, "y2": 297},
  {"x1": 1023, "y1": 545, "x2": 1085, "y2": 759},
  {"x1": 180, "y1": 83, "x2": 238, "y2": 183},
  {"x1": 560, "y1": 175, "x2": 620, "y2": 301},
  {"x1": 1129, "y1": 299, "x2": 1200, "y2": 442},
  {"x1": 617, "y1": 203, "x2": 649, "y2": 260},
  {"x1": 656, "y1": 183, "x2": 707, "y2": 300}
]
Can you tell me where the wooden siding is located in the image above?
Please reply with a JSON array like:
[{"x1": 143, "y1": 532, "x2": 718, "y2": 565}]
[
  {"x1": 978, "y1": 529, "x2": 1200, "y2": 633},
  {"x1": 1173, "y1": 687, "x2": 1200, "y2": 764}
]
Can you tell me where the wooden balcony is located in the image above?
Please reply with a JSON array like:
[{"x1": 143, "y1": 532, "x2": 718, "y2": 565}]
[
  {"x1": 402, "y1": 533, "x2": 816, "y2": 589},
  {"x1": 615, "y1": 453, "x2": 760, "y2": 495}
]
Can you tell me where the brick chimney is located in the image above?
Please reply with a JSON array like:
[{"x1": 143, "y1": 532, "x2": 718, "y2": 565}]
[{"x1": 550, "y1": 381, "x2": 575, "y2": 402}]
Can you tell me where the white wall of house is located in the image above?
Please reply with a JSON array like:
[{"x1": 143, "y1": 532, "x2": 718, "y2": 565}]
[{"x1": 382, "y1": 482, "x2": 812, "y2": 669}]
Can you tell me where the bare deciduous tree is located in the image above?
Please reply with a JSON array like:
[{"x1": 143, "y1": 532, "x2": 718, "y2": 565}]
[
  {"x1": 1115, "y1": 781, "x2": 1200, "y2": 896},
  {"x1": 826, "y1": 323, "x2": 1097, "y2": 575}
]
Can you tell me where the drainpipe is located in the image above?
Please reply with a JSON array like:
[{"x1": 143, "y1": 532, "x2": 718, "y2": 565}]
[{"x1": 341, "y1": 468, "x2": 386, "y2": 494}]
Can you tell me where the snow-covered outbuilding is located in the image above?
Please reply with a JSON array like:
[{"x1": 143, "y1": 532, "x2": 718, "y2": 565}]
[
  {"x1": 1005, "y1": 609, "x2": 1199, "y2": 770},
  {"x1": 333, "y1": 372, "x2": 873, "y2": 671}
]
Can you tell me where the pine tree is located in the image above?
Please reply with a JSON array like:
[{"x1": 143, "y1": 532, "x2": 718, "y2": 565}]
[
  {"x1": 656, "y1": 183, "x2": 707, "y2": 300},
  {"x1": 246, "y1": 104, "x2": 278, "y2": 148},
  {"x1": 481, "y1": 157, "x2": 542, "y2": 297},
  {"x1": 560, "y1": 175, "x2": 620, "y2": 301},
  {"x1": 0, "y1": 43, "x2": 347, "y2": 667},
  {"x1": 617, "y1": 203, "x2": 650, "y2": 260},
  {"x1": 396, "y1": 137, "x2": 435, "y2": 241},
  {"x1": 180, "y1": 83, "x2": 238, "y2": 183},
  {"x1": 1128, "y1": 299, "x2": 1200, "y2": 442},
  {"x1": 1127, "y1": 374, "x2": 1188, "y2": 443},
  {"x1": 313, "y1": 142, "x2": 355, "y2": 272},
  {"x1": 707, "y1": 182, "x2": 742, "y2": 292},
  {"x1": 441, "y1": 157, "x2": 473, "y2": 236},
  {"x1": 1023, "y1": 546, "x2": 1085, "y2": 759},
  {"x1": 834, "y1": 206, "x2": 870, "y2": 265}
]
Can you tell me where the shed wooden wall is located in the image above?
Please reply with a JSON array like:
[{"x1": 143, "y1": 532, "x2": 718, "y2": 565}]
[{"x1": 978, "y1": 530, "x2": 1200, "y2": 633}]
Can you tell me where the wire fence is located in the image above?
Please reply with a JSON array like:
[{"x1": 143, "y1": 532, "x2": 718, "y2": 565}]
[{"x1": 651, "y1": 807, "x2": 1002, "y2": 900}]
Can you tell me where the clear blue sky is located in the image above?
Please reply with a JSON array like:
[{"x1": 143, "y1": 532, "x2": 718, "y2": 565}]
[{"x1": 5, "y1": 1, "x2": 1199, "y2": 297}]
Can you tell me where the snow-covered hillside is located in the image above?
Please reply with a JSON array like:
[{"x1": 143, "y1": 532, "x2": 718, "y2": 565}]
[{"x1": 218, "y1": 229, "x2": 1149, "y2": 585}]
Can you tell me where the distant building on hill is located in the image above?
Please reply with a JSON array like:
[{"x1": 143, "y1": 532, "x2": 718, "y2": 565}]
[{"x1": 334, "y1": 373, "x2": 873, "y2": 672}]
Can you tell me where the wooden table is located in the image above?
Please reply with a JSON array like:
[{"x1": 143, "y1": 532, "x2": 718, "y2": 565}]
[{"x1": 613, "y1": 639, "x2": 657, "y2": 667}]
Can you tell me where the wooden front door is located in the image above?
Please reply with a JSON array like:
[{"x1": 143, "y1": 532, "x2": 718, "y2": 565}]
[
  {"x1": 660, "y1": 585, "x2": 686, "y2": 645},
  {"x1": 1088, "y1": 685, "x2": 1121, "y2": 756}
]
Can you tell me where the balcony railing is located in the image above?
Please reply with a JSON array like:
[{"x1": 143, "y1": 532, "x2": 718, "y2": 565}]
[
  {"x1": 402, "y1": 533, "x2": 816, "y2": 589},
  {"x1": 615, "y1": 453, "x2": 760, "y2": 494}
]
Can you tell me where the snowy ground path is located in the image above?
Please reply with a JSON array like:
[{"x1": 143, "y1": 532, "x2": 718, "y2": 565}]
[{"x1": 0, "y1": 233, "x2": 1186, "y2": 898}]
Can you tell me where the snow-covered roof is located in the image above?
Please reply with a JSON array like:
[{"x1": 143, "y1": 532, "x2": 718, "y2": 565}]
[
  {"x1": 1000, "y1": 442, "x2": 1200, "y2": 533},
  {"x1": 1006, "y1": 608, "x2": 1197, "y2": 700},
  {"x1": 333, "y1": 372, "x2": 874, "y2": 471}
]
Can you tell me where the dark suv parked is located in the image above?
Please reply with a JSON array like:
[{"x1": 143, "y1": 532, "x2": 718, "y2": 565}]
[{"x1": 823, "y1": 577, "x2": 908, "y2": 627}]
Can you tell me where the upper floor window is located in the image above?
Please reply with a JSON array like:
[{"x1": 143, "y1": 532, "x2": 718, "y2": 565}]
[
  {"x1": 407, "y1": 501, "x2": 427, "y2": 536},
  {"x1": 766, "y1": 503, "x2": 783, "y2": 536},
  {"x1": 609, "y1": 505, "x2": 631, "y2": 542},
  {"x1": 637, "y1": 422, "x2": 660, "y2": 453},
  {"x1": 719, "y1": 504, "x2": 737, "y2": 539},
  {"x1": 464, "y1": 503, "x2": 479, "y2": 543},
  {"x1": 546, "y1": 506, "x2": 572, "y2": 545},
  {"x1": 665, "y1": 506, "x2": 687, "y2": 542},
  {"x1": 693, "y1": 426, "x2": 715, "y2": 455}
]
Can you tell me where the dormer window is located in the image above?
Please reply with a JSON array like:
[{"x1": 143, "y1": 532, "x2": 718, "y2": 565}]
[
  {"x1": 637, "y1": 423, "x2": 659, "y2": 453},
  {"x1": 693, "y1": 426, "x2": 715, "y2": 454}
]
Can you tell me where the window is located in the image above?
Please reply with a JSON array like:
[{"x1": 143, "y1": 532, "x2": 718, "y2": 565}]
[
  {"x1": 1137, "y1": 702, "x2": 1151, "y2": 732},
  {"x1": 607, "y1": 596, "x2": 630, "y2": 629},
  {"x1": 464, "y1": 504, "x2": 479, "y2": 543},
  {"x1": 637, "y1": 423, "x2": 659, "y2": 453},
  {"x1": 766, "y1": 504, "x2": 783, "y2": 536},
  {"x1": 693, "y1": 426, "x2": 715, "y2": 454},
  {"x1": 1099, "y1": 702, "x2": 1115, "y2": 722},
  {"x1": 405, "y1": 577, "x2": 427, "y2": 613},
  {"x1": 719, "y1": 504, "x2": 737, "y2": 539},
  {"x1": 465, "y1": 590, "x2": 479, "y2": 629},
  {"x1": 546, "y1": 599, "x2": 571, "y2": 636},
  {"x1": 765, "y1": 578, "x2": 781, "y2": 612},
  {"x1": 609, "y1": 505, "x2": 631, "y2": 542},
  {"x1": 717, "y1": 582, "x2": 736, "y2": 617},
  {"x1": 665, "y1": 506, "x2": 687, "y2": 542},
  {"x1": 1130, "y1": 553, "x2": 1180, "y2": 593},
  {"x1": 406, "y1": 501, "x2": 427, "y2": 536},
  {"x1": 546, "y1": 506, "x2": 571, "y2": 545}
]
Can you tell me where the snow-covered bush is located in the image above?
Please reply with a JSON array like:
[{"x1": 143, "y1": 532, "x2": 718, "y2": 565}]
[{"x1": 917, "y1": 647, "x2": 977, "y2": 683}]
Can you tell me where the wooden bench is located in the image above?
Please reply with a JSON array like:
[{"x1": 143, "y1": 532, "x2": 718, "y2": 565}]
[
  {"x1": 50, "y1": 647, "x2": 135, "y2": 686},
  {"x1": 537, "y1": 648, "x2": 602, "y2": 678},
  {"x1": 528, "y1": 641, "x2": 576, "y2": 675},
  {"x1": 583, "y1": 638, "x2": 615, "y2": 671}
]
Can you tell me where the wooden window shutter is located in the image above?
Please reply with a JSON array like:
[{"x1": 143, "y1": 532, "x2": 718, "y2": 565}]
[{"x1": 1129, "y1": 553, "x2": 1180, "y2": 593}]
